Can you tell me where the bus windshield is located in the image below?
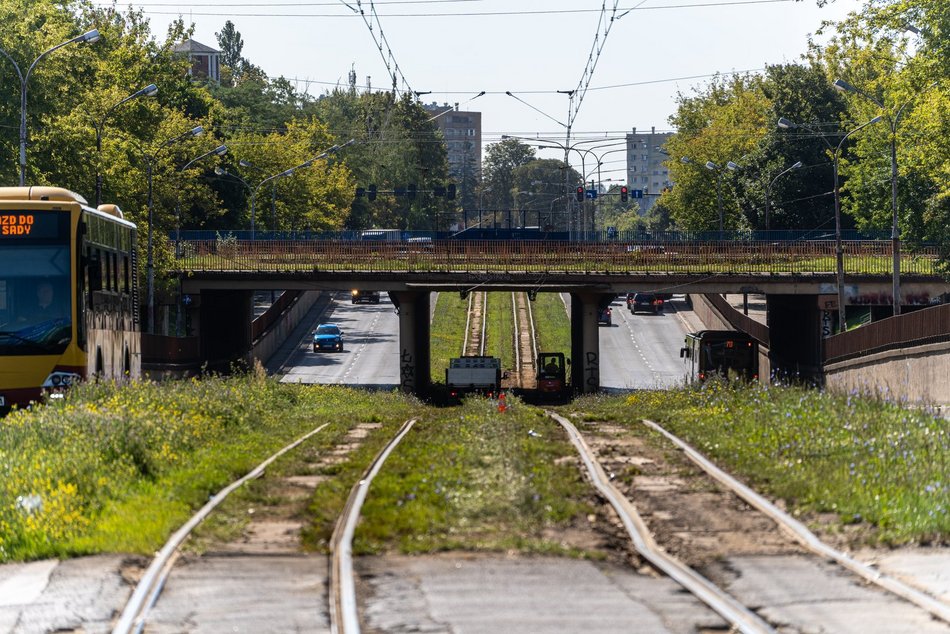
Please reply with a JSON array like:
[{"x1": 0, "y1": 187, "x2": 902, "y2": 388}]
[
  {"x1": 0, "y1": 211, "x2": 72, "y2": 355},
  {"x1": 700, "y1": 339, "x2": 755, "y2": 377}
]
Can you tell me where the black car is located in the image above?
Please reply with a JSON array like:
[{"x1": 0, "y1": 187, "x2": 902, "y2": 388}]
[
  {"x1": 597, "y1": 306, "x2": 612, "y2": 326},
  {"x1": 351, "y1": 289, "x2": 380, "y2": 304},
  {"x1": 630, "y1": 292, "x2": 664, "y2": 314}
]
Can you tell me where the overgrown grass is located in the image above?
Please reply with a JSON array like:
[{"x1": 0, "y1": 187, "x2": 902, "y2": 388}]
[
  {"x1": 429, "y1": 292, "x2": 468, "y2": 382},
  {"x1": 350, "y1": 397, "x2": 596, "y2": 555},
  {"x1": 533, "y1": 292, "x2": 572, "y2": 360},
  {"x1": 485, "y1": 292, "x2": 515, "y2": 371},
  {"x1": 0, "y1": 375, "x2": 415, "y2": 562},
  {"x1": 567, "y1": 383, "x2": 950, "y2": 544}
]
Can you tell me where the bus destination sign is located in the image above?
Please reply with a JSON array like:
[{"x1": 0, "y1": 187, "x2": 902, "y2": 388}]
[{"x1": 0, "y1": 211, "x2": 66, "y2": 240}]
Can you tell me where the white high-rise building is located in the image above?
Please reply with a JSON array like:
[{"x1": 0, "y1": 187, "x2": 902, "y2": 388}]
[{"x1": 626, "y1": 127, "x2": 674, "y2": 213}]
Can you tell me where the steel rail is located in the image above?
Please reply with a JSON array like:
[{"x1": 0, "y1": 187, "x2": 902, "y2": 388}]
[
  {"x1": 641, "y1": 419, "x2": 950, "y2": 625},
  {"x1": 547, "y1": 411, "x2": 775, "y2": 634},
  {"x1": 113, "y1": 422, "x2": 332, "y2": 634},
  {"x1": 511, "y1": 292, "x2": 521, "y2": 382},
  {"x1": 479, "y1": 292, "x2": 487, "y2": 357},
  {"x1": 329, "y1": 419, "x2": 417, "y2": 634},
  {"x1": 526, "y1": 293, "x2": 538, "y2": 363},
  {"x1": 462, "y1": 292, "x2": 473, "y2": 357}
]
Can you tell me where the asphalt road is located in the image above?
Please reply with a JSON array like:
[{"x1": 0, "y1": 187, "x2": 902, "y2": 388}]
[
  {"x1": 279, "y1": 292, "x2": 400, "y2": 389},
  {"x1": 598, "y1": 294, "x2": 692, "y2": 390}
]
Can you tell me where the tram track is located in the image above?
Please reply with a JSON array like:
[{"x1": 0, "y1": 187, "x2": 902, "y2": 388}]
[
  {"x1": 551, "y1": 411, "x2": 950, "y2": 632},
  {"x1": 112, "y1": 423, "x2": 333, "y2": 634}
]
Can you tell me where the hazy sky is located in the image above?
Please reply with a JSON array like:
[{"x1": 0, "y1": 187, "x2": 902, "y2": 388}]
[{"x1": 106, "y1": 0, "x2": 863, "y2": 180}]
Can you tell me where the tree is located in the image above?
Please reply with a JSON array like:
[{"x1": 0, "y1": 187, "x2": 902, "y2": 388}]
[
  {"x1": 216, "y1": 20, "x2": 244, "y2": 73},
  {"x1": 509, "y1": 158, "x2": 579, "y2": 231},
  {"x1": 311, "y1": 89, "x2": 449, "y2": 230},
  {"x1": 479, "y1": 138, "x2": 536, "y2": 214},
  {"x1": 665, "y1": 74, "x2": 771, "y2": 231}
]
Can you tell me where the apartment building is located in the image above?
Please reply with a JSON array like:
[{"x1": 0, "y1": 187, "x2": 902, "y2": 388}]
[{"x1": 626, "y1": 126, "x2": 674, "y2": 213}]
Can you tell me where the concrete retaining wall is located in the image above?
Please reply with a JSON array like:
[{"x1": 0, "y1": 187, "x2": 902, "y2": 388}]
[
  {"x1": 824, "y1": 340, "x2": 950, "y2": 409},
  {"x1": 248, "y1": 291, "x2": 321, "y2": 367}
]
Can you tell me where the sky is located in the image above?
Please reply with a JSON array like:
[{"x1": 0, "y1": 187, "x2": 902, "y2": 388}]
[{"x1": 104, "y1": 0, "x2": 864, "y2": 180}]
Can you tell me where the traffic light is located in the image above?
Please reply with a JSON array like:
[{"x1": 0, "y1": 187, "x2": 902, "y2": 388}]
[
  {"x1": 407, "y1": 183, "x2": 417, "y2": 199},
  {"x1": 355, "y1": 186, "x2": 366, "y2": 198},
  {"x1": 575, "y1": 186, "x2": 584, "y2": 202},
  {"x1": 367, "y1": 184, "x2": 377, "y2": 201},
  {"x1": 620, "y1": 185, "x2": 628, "y2": 202},
  {"x1": 446, "y1": 183, "x2": 456, "y2": 200}
]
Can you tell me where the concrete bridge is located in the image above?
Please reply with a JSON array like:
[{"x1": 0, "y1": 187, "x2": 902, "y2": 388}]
[{"x1": 170, "y1": 239, "x2": 948, "y2": 393}]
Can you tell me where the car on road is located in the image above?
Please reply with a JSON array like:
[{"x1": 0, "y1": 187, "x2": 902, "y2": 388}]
[
  {"x1": 351, "y1": 289, "x2": 380, "y2": 304},
  {"x1": 630, "y1": 292, "x2": 664, "y2": 314},
  {"x1": 597, "y1": 306, "x2": 612, "y2": 326},
  {"x1": 313, "y1": 323, "x2": 344, "y2": 352}
]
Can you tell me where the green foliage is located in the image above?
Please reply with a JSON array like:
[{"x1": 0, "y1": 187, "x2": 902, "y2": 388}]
[
  {"x1": 510, "y1": 159, "x2": 580, "y2": 231},
  {"x1": 429, "y1": 291, "x2": 469, "y2": 382},
  {"x1": 480, "y1": 138, "x2": 537, "y2": 213},
  {"x1": 0, "y1": 377, "x2": 415, "y2": 561},
  {"x1": 569, "y1": 384, "x2": 950, "y2": 543},
  {"x1": 354, "y1": 398, "x2": 595, "y2": 555}
]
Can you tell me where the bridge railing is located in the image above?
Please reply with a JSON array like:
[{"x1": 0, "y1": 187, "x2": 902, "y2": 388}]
[
  {"x1": 824, "y1": 303, "x2": 950, "y2": 364},
  {"x1": 176, "y1": 239, "x2": 940, "y2": 276}
]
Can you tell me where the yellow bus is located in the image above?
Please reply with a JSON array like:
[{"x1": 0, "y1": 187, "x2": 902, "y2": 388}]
[{"x1": 0, "y1": 187, "x2": 140, "y2": 413}]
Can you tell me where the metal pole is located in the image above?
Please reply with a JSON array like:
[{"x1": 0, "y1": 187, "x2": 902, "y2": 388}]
[
  {"x1": 890, "y1": 127, "x2": 900, "y2": 316},
  {"x1": 833, "y1": 150, "x2": 846, "y2": 333},
  {"x1": 764, "y1": 185, "x2": 770, "y2": 233},
  {"x1": 95, "y1": 125, "x2": 103, "y2": 206},
  {"x1": 716, "y1": 172, "x2": 723, "y2": 236},
  {"x1": 146, "y1": 160, "x2": 155, "y2": 334},
  {"x1": 19, "y1": 75, "x2": 27, "y2": 186},
  {"x1": 271, "y1": 182, "x2": 277, "y2": 234}
]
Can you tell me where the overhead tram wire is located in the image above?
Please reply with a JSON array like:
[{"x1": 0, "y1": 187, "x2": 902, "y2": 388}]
[
  {"x1": 118, "y1": 0, "x2": 797, "y2": 17},
  {"x1": 337, "y1": 0, "x2": 414, "y2": 96}
]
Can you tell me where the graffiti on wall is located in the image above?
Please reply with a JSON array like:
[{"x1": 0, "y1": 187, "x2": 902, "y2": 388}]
[{"x1": 400, "y1": 348, "x2": 415, "y2": 390}]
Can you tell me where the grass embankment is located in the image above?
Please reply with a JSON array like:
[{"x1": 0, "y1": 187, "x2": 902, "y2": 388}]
[
  {"x1": 485, "y1": 292, "x2": 514, "y2": 371},
  {"x1": 429, "y1": 292, "x2": 468, "y2": 382},
  {"x1": 325, "y1": 397, "x2": 597, "y2": 556},
  {"x1": 533, "y1": 292, "x2": 571, "y2": 359},
  {"x1": 568, "y1": 383, "x2": 949, "y2": 543},
  {"x1": 0, "y1": 375, "x2": 415, "y2": 562}
]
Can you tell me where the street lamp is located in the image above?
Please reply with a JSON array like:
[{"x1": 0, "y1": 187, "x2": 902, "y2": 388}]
[
  {"x1": 763, "y1": 161, "x2": 803, "y2": 231},
  {"x1": 832, "y1": 77, "x2": 938, "y2": 316},
  {"x1": 0, "y1": 29, "x2": 101, "y2": 186},
  {"x1": 140, "y1": 125, "x2": 204, "y2": 334},
  {"x1": 830, "y1": 115, "x2": 884, "y2": 331},
  {"x1": 704, "y1": 161, "x2": 725, "y2": 235},
  {"x1": 93, "y1": 84, "x2": 158, "y2": 206},
  {"x1": 249, "y1": 140, "x2": 354, "y2": 238},
  {"x1": 176, "y1": 144, "x2": 228, "y2": 255},
  {"x1": 171, "y1": 144, "x2": 226, "y2": 335}
]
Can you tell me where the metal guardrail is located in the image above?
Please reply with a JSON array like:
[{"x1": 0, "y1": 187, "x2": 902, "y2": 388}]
[
  {"x1": 703, "y1": 294, "x2": 770, "y2": 346},
  {"x1": 250, "y1": 290, "x2": 299, "y2": 341},
  {"x1": 176, "y1": 240, "x2": 941, "y2": 276},
  {"x1": 824, "y1": 303, "x2": 950, "y2": 363}
]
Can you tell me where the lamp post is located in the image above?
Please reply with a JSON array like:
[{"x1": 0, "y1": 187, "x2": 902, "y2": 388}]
[
  {"x1": 249, "y1": 140, "x2": 354, "y2": 238},
  {"x1": 831, "y1": 115, "x2": 884, "y2": 331},
  {"x1": 93, "y1": 84, "x2": 158, "y2": 206},
  {"x1": 175, "y1": 144, "x2": 228, "y2": 256},
  {"x1": 704, "y1": 161, "x2": 725, "y2": 235},
  {"x1": 140, "y1": 125, "x2": 204, "y2": 334},
  {"x1": 171, "y1": 144, "x2": 226, "y2": 335},
  {"x1": 763, "y1": 161, "x2": 803, "y2": 231},
  {"x1": 527, "y1": 137, "x2": 626, "y2": 235},
  {"x1": 832, "y1": 78, "x2": 938, "y2": 316},
  {"x1": 0, "y1": 29, "x2": 101, "y2": 186}
]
